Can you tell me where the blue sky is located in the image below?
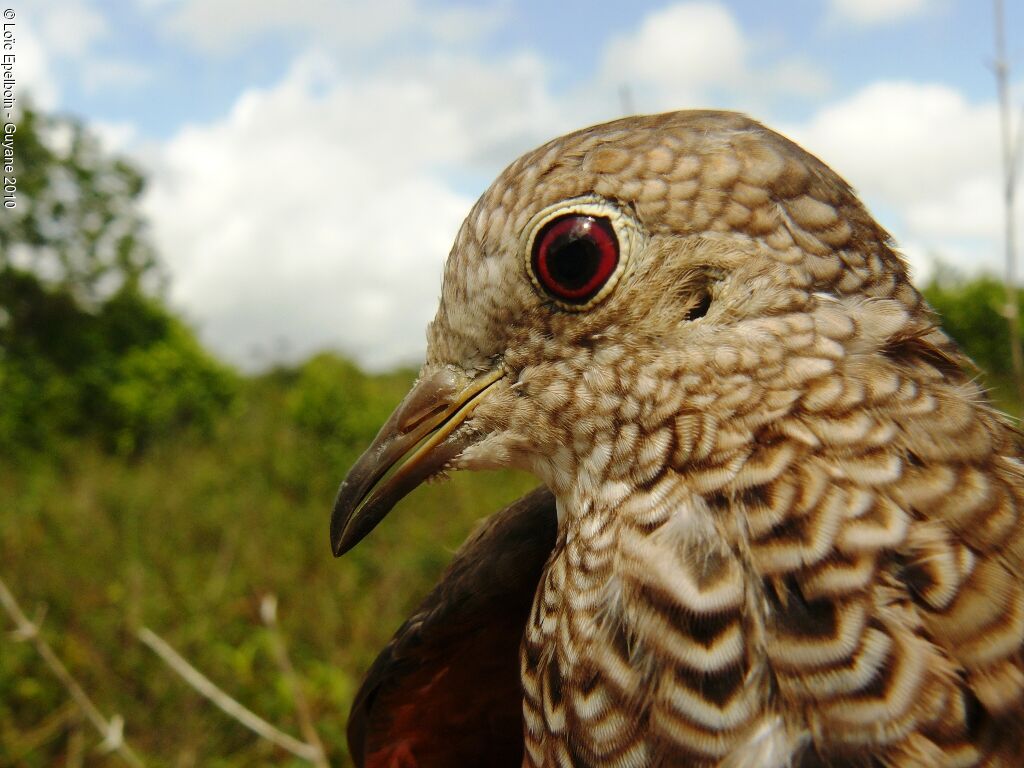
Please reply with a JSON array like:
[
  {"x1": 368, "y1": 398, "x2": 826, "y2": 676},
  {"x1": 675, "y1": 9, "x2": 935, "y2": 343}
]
[
  {"x1": 41, "y1": 1, "x2": 1014, "y2": 133},
  {"x1": 15, "y1": 0, "x2": 1024, "y2": 369}
]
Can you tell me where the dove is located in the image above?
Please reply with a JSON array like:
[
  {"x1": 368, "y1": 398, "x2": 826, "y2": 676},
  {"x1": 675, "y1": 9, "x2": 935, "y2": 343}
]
[{"x1": 332, "y1": 111, "x2": 1024, "y2": 767}]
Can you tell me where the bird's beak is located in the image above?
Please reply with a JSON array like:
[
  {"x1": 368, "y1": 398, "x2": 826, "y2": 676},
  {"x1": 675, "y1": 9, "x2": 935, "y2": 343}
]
[{"x1": 330, "y1": 366, "x2": 505, "y2": 556}]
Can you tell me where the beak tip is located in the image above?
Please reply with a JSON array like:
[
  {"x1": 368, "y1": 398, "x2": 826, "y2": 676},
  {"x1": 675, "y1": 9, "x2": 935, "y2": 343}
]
[
  {"x1": 330, "y1": 530, "x2": 344, "y2": 557},
  {"x1": 330, "y1": 498, "x2": 357, "y2": 558},
  {"x1": 330, "y1": 522, "x2": 356, "y2": 557}
]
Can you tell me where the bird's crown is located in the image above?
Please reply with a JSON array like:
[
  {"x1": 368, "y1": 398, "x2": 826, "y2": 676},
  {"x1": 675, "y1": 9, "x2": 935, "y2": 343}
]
[{"x1": 427, "y1": 110, "x2": 921, "y2": 372}]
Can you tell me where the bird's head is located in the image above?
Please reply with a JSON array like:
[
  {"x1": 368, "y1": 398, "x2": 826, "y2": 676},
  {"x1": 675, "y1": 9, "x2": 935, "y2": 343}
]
[{"x1": 331, "y1": 110, "x2": 920, "y2": 556}]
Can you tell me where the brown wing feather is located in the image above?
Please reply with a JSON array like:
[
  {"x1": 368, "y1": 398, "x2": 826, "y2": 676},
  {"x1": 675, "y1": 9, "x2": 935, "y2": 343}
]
[{"x1": 348, "y1": 486, "x2": 557, "y2": 768}]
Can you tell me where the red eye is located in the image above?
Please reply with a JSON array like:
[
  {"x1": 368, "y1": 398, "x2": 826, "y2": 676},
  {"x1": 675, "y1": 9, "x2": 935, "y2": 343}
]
[{"x1": 531, "y1": 214, "x2": 619, "y2": 304}]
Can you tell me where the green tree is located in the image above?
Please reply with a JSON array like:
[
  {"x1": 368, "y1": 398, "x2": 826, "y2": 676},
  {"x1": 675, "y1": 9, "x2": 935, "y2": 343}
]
[
  {"x1": 1, "y1": 106, "x2": 158, "y2": 300},
  {"x1": 0, "y1": 105, "x2": 236, "y2": 457},
  {"x1": 923, "y1": 266, "x2": 1024, "y2": 411}
]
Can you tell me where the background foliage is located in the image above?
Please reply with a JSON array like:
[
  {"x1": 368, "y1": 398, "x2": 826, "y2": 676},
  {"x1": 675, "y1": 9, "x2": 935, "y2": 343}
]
[{"x1": 1, "y1": 106, "x2": 1020, "y2": 766}]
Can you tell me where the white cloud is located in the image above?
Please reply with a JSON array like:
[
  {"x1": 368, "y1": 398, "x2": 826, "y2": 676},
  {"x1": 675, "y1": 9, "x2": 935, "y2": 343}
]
[
  {"x1": 763, "y1": 58, "x2": 831, "y2": 99},
  {"x1": 164, "y1": 0, "x2": 412, "y2": 53},
  {"x1": 13, "y1": 19, "x2": 60, "y2": 109},
  {"x1": 161, "y1": 0, "x2": 504, "y2": 54},
  {"x1": 599, "y1": 2, "x2": 830, "y2": 111},
  {"x1": 424, "y1": 3, "x2": 510, "y2": 46},
  {"x1": 827, "y1": 0, "x2": 937, "y2": 27},
  {"x1": 783, "y1": 81, "x2": 1005, "y2": 280},
  {"x1": 141, "y1": 50, "x2": 563, "y2": 370},
  {"x1": 92, "y1": 119, "x2": 140, "y2": 154},
  {"x1": 20, "y1": 0, "x2": 149, "y2": 98},
  {"x1": 37, "y1": 0, "x2": 107, "y2": 57},
  {"x1": 602, "y1": 2, "x2": 746, "y2": 106}
]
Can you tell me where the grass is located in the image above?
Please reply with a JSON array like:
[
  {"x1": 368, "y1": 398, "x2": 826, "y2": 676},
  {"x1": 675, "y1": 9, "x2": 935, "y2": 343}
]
[{"x1": 0, "y1": 369, "x2": 537, "y2": 766}]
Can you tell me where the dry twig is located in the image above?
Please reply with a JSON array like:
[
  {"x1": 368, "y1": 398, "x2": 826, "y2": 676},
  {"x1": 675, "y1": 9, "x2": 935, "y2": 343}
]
[
  {"x1": 260, "y1": 594, "x2": 330, "y2": 768},
  {"x1": 0, "y1": 575, "x2": 146, "y2": 767},
  {"x1": 137, "y1": 626, "x2": 324, "y2": 763}
]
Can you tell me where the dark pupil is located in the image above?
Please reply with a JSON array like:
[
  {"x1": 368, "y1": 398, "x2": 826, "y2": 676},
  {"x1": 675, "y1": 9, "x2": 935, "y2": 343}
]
[{"x1": 547, "y1": 234, "x2": 599, "y2": 290}]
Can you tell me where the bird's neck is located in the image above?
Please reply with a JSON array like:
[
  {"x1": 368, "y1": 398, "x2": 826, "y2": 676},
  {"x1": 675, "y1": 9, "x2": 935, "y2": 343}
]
[
  {"x1": 543, "y1": 468, "x2": 736, "y2": 656},
  {"x1": 522, "y1": 470, "x2": 757, "y2": 765}
]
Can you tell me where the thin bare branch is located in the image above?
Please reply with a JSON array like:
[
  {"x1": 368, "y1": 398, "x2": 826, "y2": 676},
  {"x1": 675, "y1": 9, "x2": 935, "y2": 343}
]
[
  {"x1": 0, "y1": 576, "x2": 146, "y2": 768},
  {"x1": 137, "y1": 626, "x2": 322, "y2": 763},
  {"x1": 993, "y1": 0, "x2": 1024, "y2": 404},
  {"x1": 259, "y1": 594, "x2": 330, "y2": 768},
  {"x1": 1014, "y1": 101, "x2": 1024, "y2": 185}
]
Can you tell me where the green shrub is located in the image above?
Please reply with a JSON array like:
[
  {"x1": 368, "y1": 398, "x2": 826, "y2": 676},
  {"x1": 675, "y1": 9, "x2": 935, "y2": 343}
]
[
  {"x1": 106, "y1": 319, "x2": 238, "y2": 454},
  {"x1": 0, "y1": 270, "x2": 237, "y2": 457},
  {"x1": 286, "y1": 354, "x2": 411, "y2": 457},
  {"x1": 922, "y1": 268, "x2": 1023, "y2": 411}
]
